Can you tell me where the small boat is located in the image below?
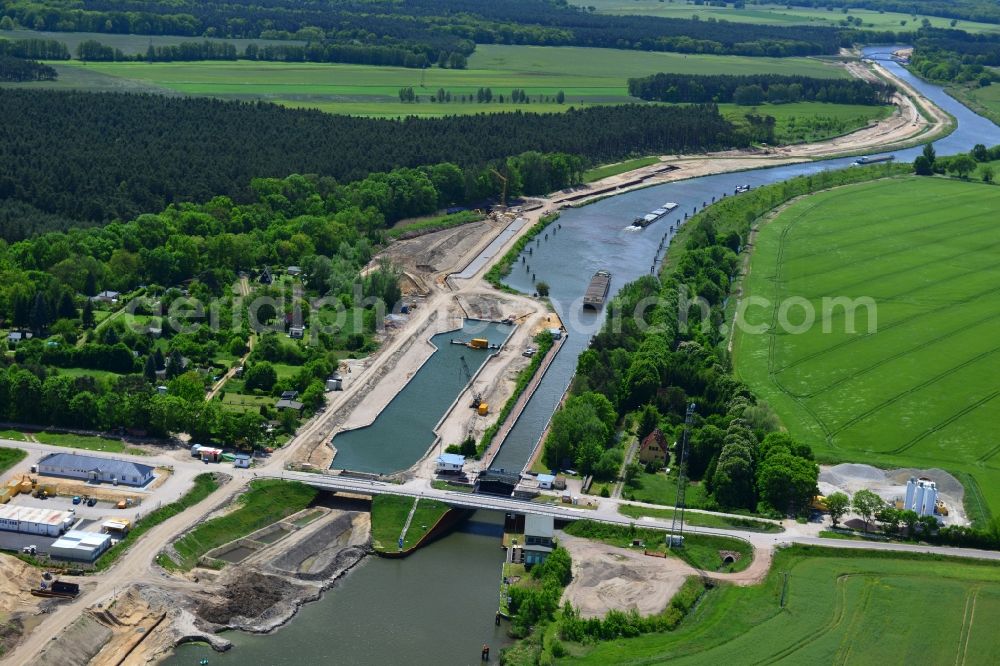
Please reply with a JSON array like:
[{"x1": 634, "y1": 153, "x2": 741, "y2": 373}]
[
  {"x1": 631, "y1": 202, "x2": 678, "y2": 228},
  {"x1": 583, "y1": 270, "x2": 612, "y2": 310}
]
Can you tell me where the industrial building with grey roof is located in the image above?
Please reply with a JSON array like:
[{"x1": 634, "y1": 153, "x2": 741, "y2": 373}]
[{"x1": 38, "y1": 452, "x2": 155, "y2": 487}]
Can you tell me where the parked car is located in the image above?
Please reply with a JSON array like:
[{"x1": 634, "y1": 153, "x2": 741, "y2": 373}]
[
  {"x1": 72, "y1": 496, "x2": 81, "y2": 505},
  {"x1": 86, "y1": 497, "x2": 97, "y2": 507}
]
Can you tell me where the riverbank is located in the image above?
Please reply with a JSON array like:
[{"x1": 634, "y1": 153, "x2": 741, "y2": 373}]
[{"x1": 81, "y1": 505, "x2": 371, "y2": 665}]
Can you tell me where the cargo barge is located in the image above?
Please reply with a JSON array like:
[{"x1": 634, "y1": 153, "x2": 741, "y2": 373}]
[
  {"x1": 583, "y1": 270, "x2": 612, "y2": 309},
  {"x1": 852, "y1": 154, "x2": 895, "y2": 166},
  {"x1": 632, "y1": 202, "x2": 678, "y2": 228}
]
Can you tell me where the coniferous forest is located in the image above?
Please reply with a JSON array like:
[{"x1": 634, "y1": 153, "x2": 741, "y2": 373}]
[{"x1": 0, "y1": 89, "x2": 742, "y2": 237}]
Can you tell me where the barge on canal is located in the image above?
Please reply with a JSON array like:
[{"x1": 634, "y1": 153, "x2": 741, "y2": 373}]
[
  {"x1": 632, "y1": 202, "x2": 678, "y2": 228},
  {"x1": 583, "y1": 270, "x2": 612, "y2": 310}
]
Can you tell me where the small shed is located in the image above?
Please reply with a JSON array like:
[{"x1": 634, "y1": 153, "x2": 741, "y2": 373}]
[
  {"x1": 234, "y1": 454, "x2": 252, "y2": 469},
  {"x1": 276, "y1": 399, "x2": 304, "y2": 412},
  {"x1": 286, "y1": 265, "x2": 303, "y2": 277},
  {"x1": 436, "y1": 453, "x2": 465, "y2": 474},
  {"x1": 289, "y1": 326, "x2": 304, "y2": 339},
  {"x1": 536, "y1": 473, "x2": 556, "y2": 490},
  {"x1": 326, "y1": 377, "x2": 343, "y2": 391}
]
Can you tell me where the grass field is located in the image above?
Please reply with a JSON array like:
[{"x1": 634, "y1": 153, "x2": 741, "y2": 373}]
[
  {"x1": 617, "y1": 504, "x2": 784, "y2": 532},
  {"x1": 43, "y1": 43, "x2": 846, "y2": 118},
  {"x1": 733, "y1": 177, "x2": 1000, "y2": 517},
  {"x1": 625, "y1": 472, "x2": 712, "y2": 509},
  {"x1": 166, "y1": 479, "x2": 316, "y2": 570},
  {"x1": 0, "y1": 447, "x2": 26, "y2": 475},
  {"x1": 565, "y1": 545, "x2": 1000, "y2": 664},
  {"x1": 956, "y1": 82, "x2": 1000, "y2": 127},
  {"x1": 572, "y1": 0, "x2": 1000, "y2": 34},
  {"x1": 34, "y1": 431, "x2": 148, "y2": 455},
  {"x1": 583, "y1": 157, "x2": 661, "y2": 182}
]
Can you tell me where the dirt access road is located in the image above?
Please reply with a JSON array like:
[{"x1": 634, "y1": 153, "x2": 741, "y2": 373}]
[{"x1": 2, "y1": 55, "x2": 952, "y2": 666}]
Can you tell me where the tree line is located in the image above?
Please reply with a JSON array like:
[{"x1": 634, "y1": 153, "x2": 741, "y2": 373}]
[
  {"x1": 0, "y1": 54, "x2": 57, "y2": 82},
  {"x1": 0, "y1": 37, "x2": 70, "y2": 60},
  {"x1": 0, "y1": 88, "x2": 744, "y2": 235},
  {"x1": 75, "y1": 38, "x2": 468, "y2": 69},
  {"x1": 628, "y1": 73, "x2": 896, "y2": 106},
  {"x1": 0, "y1": 0, "x2": 850, "y2": 57},
  {"x1": 399, "y1": 87, "x2": 566, "y2": 104}
]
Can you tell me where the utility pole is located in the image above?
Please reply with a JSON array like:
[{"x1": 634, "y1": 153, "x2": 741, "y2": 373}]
[{"x1": 668, "y1": 403, "x2": 696, "y2": 549}]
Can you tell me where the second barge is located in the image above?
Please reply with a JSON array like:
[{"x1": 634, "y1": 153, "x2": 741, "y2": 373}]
[
  {"x1": 632, "y1": 202, "x2": 678, "y2": 228},
  {"x1": 583, "y1": 270, "x2": 612, "y2": 310}
]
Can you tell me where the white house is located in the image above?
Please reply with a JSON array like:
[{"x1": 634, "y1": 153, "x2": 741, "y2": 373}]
[
  {"x1": 38, "y1": 452, "x2": 154, "y2": 487},
  {"x1": 436, "y1": 453, "x2": 465, "y2": 474}
]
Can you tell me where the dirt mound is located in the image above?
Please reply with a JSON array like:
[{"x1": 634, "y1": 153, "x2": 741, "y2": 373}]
[
  {"x1": 0, "y1": 553, "x2": 41, "y2": 612},
  {"x1": 559, "y1": 533, "x2": 693, "y2": 619},
  {"x1": 197, "y1": 571, "x2": 288, "y2": 624}
]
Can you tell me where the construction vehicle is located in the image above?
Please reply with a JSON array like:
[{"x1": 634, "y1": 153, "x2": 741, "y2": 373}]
[
  {"x1": 810, "y1": 495, "x2": 828, "y2": 511},
  {"x1": 459, "y1": 356, "x2": 483, "y2": 408}
]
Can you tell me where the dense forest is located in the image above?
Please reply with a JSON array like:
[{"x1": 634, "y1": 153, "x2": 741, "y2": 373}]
[
  {"x1": 74, "y1": 38, "x2": 465, "y2": 68},
  {"x1": 0, "y1": 54, "x2": 56, "y2": 81},
  {"x1": 0, "y1": 89, "x2": 743, "y2": 236},
  {"x1": 908, "y1": 28, "x2": 1000, "y2": 83},
  {"x1": 763, "y1": 0, "x2": 1000, "y2": 25},
  {"x1": 628, "y1": 73, "x2": 895, "y2": 105},
  {"x1": 1, "y1": 0, "x2": 849, "y2": 56}
]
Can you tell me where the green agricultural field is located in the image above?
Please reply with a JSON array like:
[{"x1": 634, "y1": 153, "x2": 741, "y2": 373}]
[
  {"x1": 565, "y1": 545, "x2": 1000, "y2": 664},
  {"x1": 47, "y1": 44, "x2": 847, "y2": 118},
  {"x1": 734, "y1": 177, "x2": 1000, "y2": 517},
  {"x1": 571, "y1": 0, "x2": 1000, "y2": 34}
]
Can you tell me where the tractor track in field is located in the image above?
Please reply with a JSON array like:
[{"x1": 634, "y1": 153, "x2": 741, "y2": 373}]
[
  {"x1": 883, "y1": 388, "x2": 1000, "y2": 458},
  {"x1": 826, "y1": 344, "x2": 1000, "y2": 438},
  {"x1": 832, "y1": 577, "x2": 876, "y2": 666},
  {"x1": 786, "y1": 205, "x2": 994, "y2": 268},
  {"x1": 759, "y1": 573, "x2": 855, "y2": 664},
  {"x1": 781, "y1": 310, "x2": 1000, "y2": 400},
  {"x1": 793, "y1": 226, "x2": 1000, "y2": 301},
  {"x1": 771, "y1": 278, "x2": 1000, "y2": 375}
]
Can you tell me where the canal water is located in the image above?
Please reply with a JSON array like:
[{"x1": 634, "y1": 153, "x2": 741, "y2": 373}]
[
  {"x1": 330, "y1": 320, "x2": 513, "y2": 474},
  {"x1": 165, "y1": 47, "x2": 1000, "y2": 666},
  {"x1": 489, "y1": 47, "x2": 1000, "y2": 472},
  {"x1": 164, "y1": 512, "x2": 510, "y2": 666}
]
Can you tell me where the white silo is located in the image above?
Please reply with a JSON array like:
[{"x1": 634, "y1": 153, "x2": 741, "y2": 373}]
[
  {"x1": 904, "y1": 477, "x2": 916, "y2": 510},
  {"x1": 921, "y1": 482, "x2": 938, "y2": 516},
  {"x1": 913, "y1": 482, "x2": 926, "y2": 515}
]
